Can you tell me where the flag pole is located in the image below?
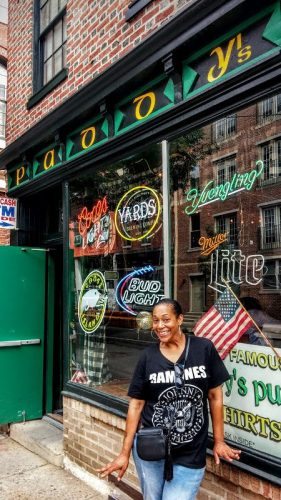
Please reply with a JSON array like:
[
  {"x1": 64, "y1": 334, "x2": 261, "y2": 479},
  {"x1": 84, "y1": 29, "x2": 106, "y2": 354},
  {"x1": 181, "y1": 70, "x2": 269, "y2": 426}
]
[{"x1": 221, "y1": 279, "x2": 281, "y2": 359}]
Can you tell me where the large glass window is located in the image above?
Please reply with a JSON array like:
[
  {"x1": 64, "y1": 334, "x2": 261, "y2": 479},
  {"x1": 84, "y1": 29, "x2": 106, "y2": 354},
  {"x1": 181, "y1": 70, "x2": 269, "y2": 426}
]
[
  {"x1": 169, "y1": 98, "x2": 281, "y2": 471},
  {"x1": 68, "y1": 145, "x2": 163, "y2": 398}
]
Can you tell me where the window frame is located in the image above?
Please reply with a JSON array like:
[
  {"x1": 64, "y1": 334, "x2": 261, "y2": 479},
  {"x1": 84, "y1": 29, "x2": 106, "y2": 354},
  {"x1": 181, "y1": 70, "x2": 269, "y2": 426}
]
[
  {"x1": 125, "y1": 0, "x2": 154, "y2": 22},
  {"x1": 212, "y1": 114, "x2": 237, "y2": 142},
  {"x1": 262, "y1": 258, "x2": 281, "y2": 291},
  {"x1": 257, "y1": 93, "x2": 281, "y2": 124},
  {"x1": 259, "y1": 138, "x2": 281, "y2": 185},
  {"x1": 29, "y1": 1, "x2": 68, "y2": 109}
]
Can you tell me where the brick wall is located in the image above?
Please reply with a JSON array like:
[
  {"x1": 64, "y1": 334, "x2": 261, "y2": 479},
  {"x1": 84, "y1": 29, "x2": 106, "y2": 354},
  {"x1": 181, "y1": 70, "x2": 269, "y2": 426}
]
[
  {"x1": 63, "y1": 396, "x2": 280, "y2": 499},
  {"x1": 0, "y1": 169, "x2": 9, "y2": 245},
  {"x1": 7, "y1": 0, "x2": 195, "y2": 145}
]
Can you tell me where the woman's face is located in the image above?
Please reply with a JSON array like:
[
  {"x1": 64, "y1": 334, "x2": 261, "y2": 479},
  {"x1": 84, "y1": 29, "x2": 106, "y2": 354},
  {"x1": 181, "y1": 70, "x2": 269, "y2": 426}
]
[{"x1": 152, "y1": 303, "x2": 183, "y2": 343}]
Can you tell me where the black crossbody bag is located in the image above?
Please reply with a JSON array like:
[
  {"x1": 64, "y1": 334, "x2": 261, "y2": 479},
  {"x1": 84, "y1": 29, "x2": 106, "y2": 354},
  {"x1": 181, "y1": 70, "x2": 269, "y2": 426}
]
[{"x1": 136, "y1": 337, "x2": 190, "y2": 480}]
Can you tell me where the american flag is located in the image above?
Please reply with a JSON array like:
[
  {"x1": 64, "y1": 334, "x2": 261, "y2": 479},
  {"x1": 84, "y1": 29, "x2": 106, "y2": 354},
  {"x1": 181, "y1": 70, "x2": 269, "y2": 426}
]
[{"x1": 194, "y1": 287, "x2": 254, "y2": 359}]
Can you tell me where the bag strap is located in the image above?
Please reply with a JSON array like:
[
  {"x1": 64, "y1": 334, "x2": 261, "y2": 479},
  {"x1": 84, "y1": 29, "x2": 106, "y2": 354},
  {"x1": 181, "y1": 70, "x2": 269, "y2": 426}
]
[{"x1": 164, "y1": 335, "x2": 190, "y2": 481}]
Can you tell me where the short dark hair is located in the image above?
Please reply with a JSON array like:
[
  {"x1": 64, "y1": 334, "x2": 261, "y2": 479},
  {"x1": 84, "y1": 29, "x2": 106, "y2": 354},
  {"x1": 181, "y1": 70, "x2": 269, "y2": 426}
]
[
  {"x1": 240, "y1": 296, "x2": 262, "y2": 311},
  {"x1": 153, "y1": 298, "x2": 183, "y2": 317}
]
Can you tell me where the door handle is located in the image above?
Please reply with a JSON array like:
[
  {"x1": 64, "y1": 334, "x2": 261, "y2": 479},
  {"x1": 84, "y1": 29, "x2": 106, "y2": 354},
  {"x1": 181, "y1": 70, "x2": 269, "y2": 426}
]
[{"x1": 0, "y1": 339, "x2": 41, "y2": 347}]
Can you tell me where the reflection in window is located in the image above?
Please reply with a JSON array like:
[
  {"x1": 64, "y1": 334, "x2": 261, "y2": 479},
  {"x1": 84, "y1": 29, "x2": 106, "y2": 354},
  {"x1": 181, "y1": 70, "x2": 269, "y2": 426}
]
[
  {"x1": 190, "y1": 213, "x2": 200, "y2": 248},
  {"x1": 215, "y1": 156, "x2": 236, "y2": 184},
  {"x1": 68, "y1": 145, "x2": 163, "y2": 397},
  {"x1": 215, "y1": 213, "x2": 237, "y2": 248},
  {"x1": 261, "y1": 206, "x2": 281, "y2": 250},
  {"x1": 259, "y1": 139, "x2": 281, "y2": 184},
  {"x1": 263, "y1": 259, "x2": 281, "y2": 290},
  {"x1": 212, "y1": 115, "x2": 236, "y2": 141},
  {"x1": 258, "y1": 94, "x2": 281, "y2": 124}
]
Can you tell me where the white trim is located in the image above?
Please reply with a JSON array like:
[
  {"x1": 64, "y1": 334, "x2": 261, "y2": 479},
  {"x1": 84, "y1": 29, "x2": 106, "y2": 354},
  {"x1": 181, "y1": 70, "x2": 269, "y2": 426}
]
[
  {"x1": 256, "y1": 133, "x2": 281, "y2": 146},
  {"x1": 258, "y1": 199, "x2": 281, "y2": 207},
  {"x1": 63, "y1": 456, "x2": 111, "y2": 496},
  {"x1": 211, "y1": 151, "x2": 238, "y2": 162},
  {"x1": 212, "y1": 208, "x2": 238, "y2": 217},
  {"x1": 162, "y1": 140, "x2": 171, "y2": 298}
]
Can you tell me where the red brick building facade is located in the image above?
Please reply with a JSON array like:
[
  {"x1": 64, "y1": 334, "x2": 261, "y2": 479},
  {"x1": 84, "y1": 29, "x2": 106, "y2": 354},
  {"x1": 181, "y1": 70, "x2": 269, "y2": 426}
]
[{"x1": 2, "y1": 1, "x2": 281, "y2": 499}]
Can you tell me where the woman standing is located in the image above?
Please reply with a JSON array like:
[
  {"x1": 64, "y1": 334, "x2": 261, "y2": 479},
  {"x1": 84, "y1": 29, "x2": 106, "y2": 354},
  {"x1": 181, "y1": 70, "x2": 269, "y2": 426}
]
[{"x1": 98, "y1": 298, "x2": 240, "y2": 499}]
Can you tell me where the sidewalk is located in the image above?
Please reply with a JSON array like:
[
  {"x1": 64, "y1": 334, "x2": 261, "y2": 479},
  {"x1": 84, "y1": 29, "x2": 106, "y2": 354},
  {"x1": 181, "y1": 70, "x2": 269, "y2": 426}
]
[{"x1": 0, "y1": 433, "x2": 106, "y2": 500}]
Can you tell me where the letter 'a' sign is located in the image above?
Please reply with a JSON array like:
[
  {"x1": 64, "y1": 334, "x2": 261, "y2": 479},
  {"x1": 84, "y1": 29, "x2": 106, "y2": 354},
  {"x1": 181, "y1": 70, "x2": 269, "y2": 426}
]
[{"x1": 0, "y1": 197, "x2": 17, "y2": 229}]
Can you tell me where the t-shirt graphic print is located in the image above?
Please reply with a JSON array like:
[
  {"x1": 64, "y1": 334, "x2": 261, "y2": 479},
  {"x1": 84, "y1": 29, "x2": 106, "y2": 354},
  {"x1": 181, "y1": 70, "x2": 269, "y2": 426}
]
[{"x1": 152, "y1": 384, "x2": 204, "y2": 445}]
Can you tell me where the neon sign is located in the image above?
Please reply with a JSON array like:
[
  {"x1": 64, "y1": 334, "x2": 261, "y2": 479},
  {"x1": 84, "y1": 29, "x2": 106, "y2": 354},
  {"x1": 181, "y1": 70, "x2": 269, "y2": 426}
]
[
  {"x1": 199, "y1": 233, "x2": 227, "y2": 256},
  {"x1": 78, "y1": 270, "x2": 108, "y2": 334},
  {"x1": 209, "y1": 249, "x2": 265, "y2": 293},
  {"x1": 115, "y1": 186, "x2": 161, "y2": 241},
  {"x1": 185, "y1": 160, "x2": 264, "y2": 215},
  {"x1": 116, "y1": 265, "x2": 165, "y2": 315},
  {"x1": 70, "y1": 195, "x2": 116, "y2": 257},
  {"x1": 78, "y1": 196, "x2": 108, "y2": 236}
]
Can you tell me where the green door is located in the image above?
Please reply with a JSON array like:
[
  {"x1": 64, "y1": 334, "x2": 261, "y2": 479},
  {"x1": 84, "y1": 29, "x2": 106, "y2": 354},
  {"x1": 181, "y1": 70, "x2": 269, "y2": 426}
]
[{"x1": 0, "y1": 246, "x2": 48, "y2": 424}]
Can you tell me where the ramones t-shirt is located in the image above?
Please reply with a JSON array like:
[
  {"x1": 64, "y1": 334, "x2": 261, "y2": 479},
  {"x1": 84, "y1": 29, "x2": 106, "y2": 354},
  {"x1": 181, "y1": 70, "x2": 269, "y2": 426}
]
[{"x1": 128, "y1": 335, "x2": 229, "y2": 468}]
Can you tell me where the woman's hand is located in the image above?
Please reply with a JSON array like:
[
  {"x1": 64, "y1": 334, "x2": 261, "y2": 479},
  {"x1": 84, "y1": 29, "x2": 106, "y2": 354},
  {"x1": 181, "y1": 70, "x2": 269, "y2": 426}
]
[
  {"x1": 97, "y1": 452, "x2": 129, "y2": 481},
  {"x1": 213, "y1": 440, "x2": 241, "y2": 465}
]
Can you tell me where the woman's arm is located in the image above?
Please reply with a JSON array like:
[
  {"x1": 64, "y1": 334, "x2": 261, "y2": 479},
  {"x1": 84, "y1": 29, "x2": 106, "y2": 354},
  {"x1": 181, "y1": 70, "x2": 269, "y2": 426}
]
[
  {"x1": 208, "y1": 385, "x2": 241, "y2": 465},
  {"x1": 97, "y1": 397, "x2": 145, "y2": 481}
]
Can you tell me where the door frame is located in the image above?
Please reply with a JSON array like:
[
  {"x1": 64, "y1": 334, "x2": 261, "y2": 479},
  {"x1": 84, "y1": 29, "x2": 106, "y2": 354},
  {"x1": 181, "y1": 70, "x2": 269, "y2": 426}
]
[{"x1": 189, "y1": 273, "x2": 205, "y2": 312}]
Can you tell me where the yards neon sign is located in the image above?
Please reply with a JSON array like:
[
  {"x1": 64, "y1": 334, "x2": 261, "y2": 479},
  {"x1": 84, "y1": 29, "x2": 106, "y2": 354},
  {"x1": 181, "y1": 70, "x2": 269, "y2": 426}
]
[
  {"x1": 116, "y1": 265, "x2": 164, "y2": 315},
  {"x1": 185, "y1": 160, "x2": 264, "y2": 215},
  {"x1": 115, "y1": 186, "x2": 161, "y2": 241}
]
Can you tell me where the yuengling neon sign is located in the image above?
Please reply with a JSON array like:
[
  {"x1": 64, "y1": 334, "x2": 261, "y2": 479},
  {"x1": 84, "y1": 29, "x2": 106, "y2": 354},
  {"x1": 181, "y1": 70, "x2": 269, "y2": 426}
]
[{"x1": 185, "y1": 160, "x2": 264, "y2": 215}]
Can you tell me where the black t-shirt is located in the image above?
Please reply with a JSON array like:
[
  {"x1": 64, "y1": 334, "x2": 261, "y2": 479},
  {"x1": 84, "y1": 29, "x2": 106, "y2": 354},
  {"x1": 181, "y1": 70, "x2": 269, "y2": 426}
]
[{"x1": 128, "y1": 336, "x2": 229, "y2": 468}]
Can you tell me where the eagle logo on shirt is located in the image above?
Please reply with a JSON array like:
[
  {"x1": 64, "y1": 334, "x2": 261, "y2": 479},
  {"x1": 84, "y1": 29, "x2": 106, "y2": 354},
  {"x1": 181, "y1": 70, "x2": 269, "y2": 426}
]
[{"x1": 152, "y1": 385, "x2": 204, "y2": 444}]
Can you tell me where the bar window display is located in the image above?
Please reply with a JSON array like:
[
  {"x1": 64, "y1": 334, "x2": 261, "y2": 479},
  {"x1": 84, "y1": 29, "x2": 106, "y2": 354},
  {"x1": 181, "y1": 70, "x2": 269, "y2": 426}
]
[
  {"x1": 68, "y1": 144, "x2": 164, "y2": 398},
  {"x1": 169, "y1": 96, "x2": 281, "y2": 476}
]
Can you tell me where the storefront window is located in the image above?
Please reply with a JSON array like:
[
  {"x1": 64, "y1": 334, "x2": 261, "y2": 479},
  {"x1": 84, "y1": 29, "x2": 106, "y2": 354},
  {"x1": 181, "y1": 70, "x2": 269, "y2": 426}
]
[
  {"x1": 169, "y1": 95, "x2": 281, "y2": 469},
  {"x1": 68, "y1": 144, "x2": 163, "y2": 398}
]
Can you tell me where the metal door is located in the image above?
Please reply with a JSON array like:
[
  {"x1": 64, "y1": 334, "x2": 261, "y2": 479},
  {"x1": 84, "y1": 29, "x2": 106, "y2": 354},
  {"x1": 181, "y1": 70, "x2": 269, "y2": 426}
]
[{"x1": 0, "y1": 246, "x2": 47, "y2": 424}]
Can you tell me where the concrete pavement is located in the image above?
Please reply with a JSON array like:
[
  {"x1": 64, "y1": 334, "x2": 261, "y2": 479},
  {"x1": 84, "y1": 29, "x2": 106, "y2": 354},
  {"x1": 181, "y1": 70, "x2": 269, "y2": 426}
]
[{"x1": 0, "y1": 433, "x2": 106, "y2": 500}]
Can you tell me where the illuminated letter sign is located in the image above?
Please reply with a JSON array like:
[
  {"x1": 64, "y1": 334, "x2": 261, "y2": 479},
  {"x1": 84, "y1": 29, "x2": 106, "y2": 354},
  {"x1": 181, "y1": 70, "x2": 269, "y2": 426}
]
[
  {"x1": 209, "y1": 249, "x2": 265, "y2": 293},
  {"x1": 199, "y1": 233, "x2": 228, "y2": 256},
  {"x1": 182, "y1": 4, "x2": 281, "y2": 100},
  {"x1": 115, "y1": 75, "x2": 175, "y2": 135},
  {"x1": 33, "y1": 144, "x2": 63, "y2": 178},
  {"x1": 66, "y1": 117, "x2": 109, "y2": 160},
  {"x1": 207, "y1": 33, "x2": 251, "y2": 83},
  {"x1": 78, "y1": 270, "x2": 107, "y2": 334},
  {"x1": 81, "y1": 126, "x2": 96, "y2": 149},
  {"x1": 185, "y1": 161, "x2": 264, "y2": 216},
  {"x1": 116, "y1": 266, "x2": 164, "y2": 315},
  {"x1": 115, "y1": 186, "x2": 161, "y2": 241},
  {"x1": 133, "y1": 92, "x2": 156, "y2": 120}
]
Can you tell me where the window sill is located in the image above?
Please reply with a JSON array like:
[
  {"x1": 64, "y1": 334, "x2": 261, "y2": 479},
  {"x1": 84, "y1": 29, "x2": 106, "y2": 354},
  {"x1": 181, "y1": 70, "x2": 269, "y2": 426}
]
[
  {"x1": 125, "y1": 0, "x2": 153, "y2": 21},
  {"x1": 27, "y1": 68, "x2": 68, "y2": 110}
]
